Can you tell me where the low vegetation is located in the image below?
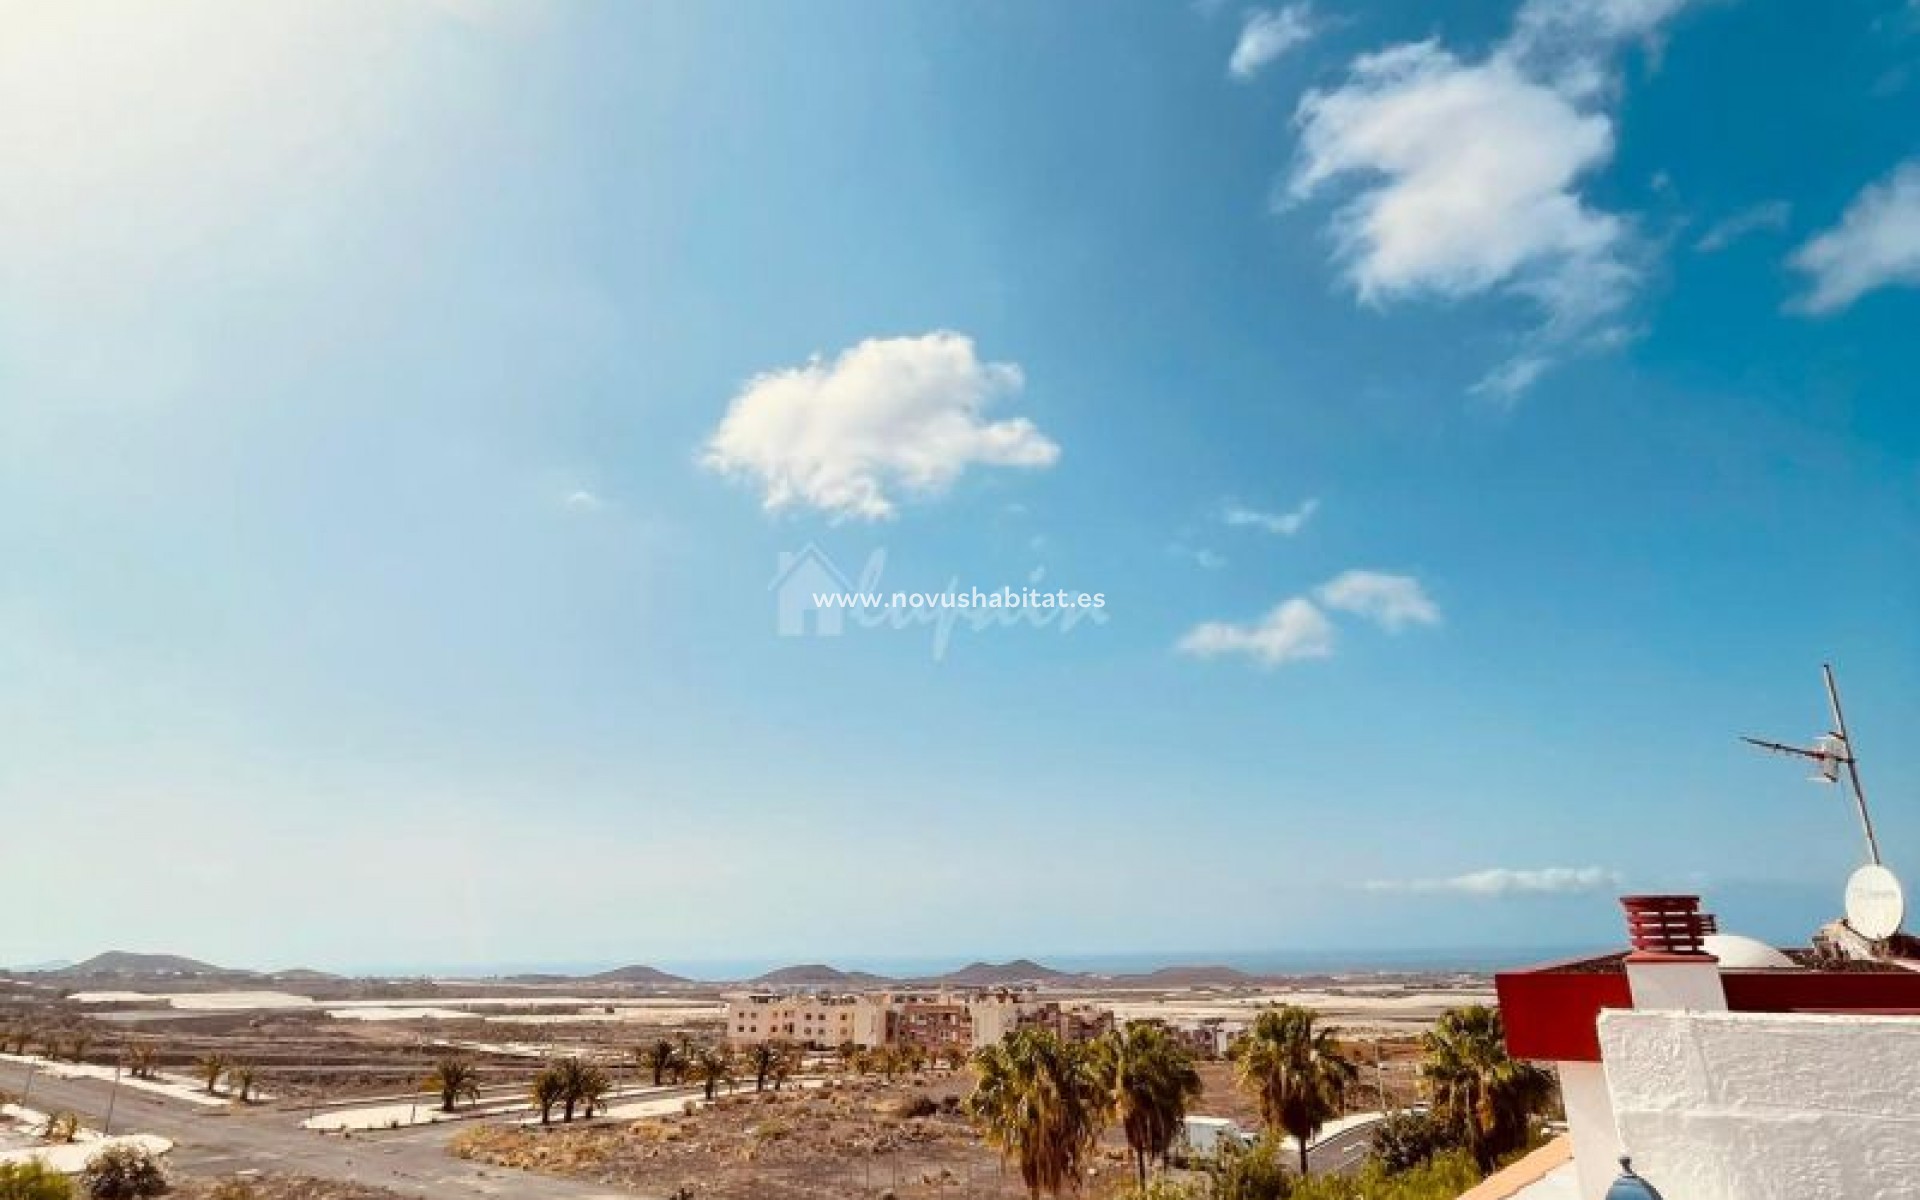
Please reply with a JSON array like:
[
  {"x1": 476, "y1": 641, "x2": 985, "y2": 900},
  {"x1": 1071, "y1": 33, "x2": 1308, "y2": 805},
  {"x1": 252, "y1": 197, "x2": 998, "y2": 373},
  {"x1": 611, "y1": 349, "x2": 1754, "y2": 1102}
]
[
  {"x1": 78, "y1": 1144, "x2": 168, "y2": 1199},
  {"x1": 0, "y1": 1161, "x2": 74, "y2": 1200}
]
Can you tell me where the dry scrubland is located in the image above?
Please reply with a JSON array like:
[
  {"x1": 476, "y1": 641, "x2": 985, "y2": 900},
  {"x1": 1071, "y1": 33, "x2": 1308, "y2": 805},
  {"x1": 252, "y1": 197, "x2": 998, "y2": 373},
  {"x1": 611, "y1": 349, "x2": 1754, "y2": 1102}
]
[
  {"x1": 448, "y1": 1048, "x2": 1432, "y2": 1200},
  {"x1": 4, "y1": 968, "x2": 1479, "y2": 1198},
  {"x1": 455, "y1": 1075, "x2": 1064, "y2": 1199}
]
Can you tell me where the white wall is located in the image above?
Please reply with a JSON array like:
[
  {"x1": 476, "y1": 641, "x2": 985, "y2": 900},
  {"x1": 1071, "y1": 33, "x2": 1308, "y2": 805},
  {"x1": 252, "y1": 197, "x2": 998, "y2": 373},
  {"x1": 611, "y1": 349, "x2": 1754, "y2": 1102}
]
[
  {"x1": 1598, "y1": 1009, "x2": 1920, "y2": 1200},
  {"x1": 1555, "y1": 1061, "x2": 1623, "y2": 1200}
]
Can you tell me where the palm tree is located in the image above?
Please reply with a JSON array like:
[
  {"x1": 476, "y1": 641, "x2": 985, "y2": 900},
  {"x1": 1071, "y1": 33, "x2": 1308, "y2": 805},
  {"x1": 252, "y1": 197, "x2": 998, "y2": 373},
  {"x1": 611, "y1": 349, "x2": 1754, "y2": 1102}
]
[
  {"x1": 39, "y1": 1111, "x2": 81, "y2": 1144},
  {"x1": 1097, "y1": 1022, "x2": 1204, "y2": 1188},
  {"x1": 1421, "y1": 1005, "x2": 1554, "y2": 1173},
  {"x1": 770, "y1": 1044, "x2": 799, "y2": 1092},
  {"x1": 229, "y1": 1063, "x2": 259, "y2": 1103},
  {"x1": 878, "y1": 1046, "x2": 908, "y2": 1081},
  {"x1": 746, "y1": 1041, "x2": 779, "y2": 1093},
  {"x1": 691, "y1": 1045, "x2": 735, "y2": 1101},
  {"x1": 1232, "y1": 1006, "x2": 1357, "y2": 1177},
  {"x1": 124, "y1": 1042, "x2": 160, "y2": 1080},
  {"x1": 550, "y1": 1057, "x2": 588, "y2": 1122},
  {"x1": 964, "y1": 1027, "x2": 1109, "y2": 1199},
  {"x1": 575, "y1": 1063, "x2": 612, "y2": 1118},
  {"x1": 638, "y1": 1039, "x2": 679, "y2": 1087},
  {"x1": 532, "y1": 1067, "x2": 565, "y2": 1126},
  {"x1": 673, "y1": 1035, "x2": 696, "y2": 1084},
  {"x1": 427, "y1": 1056, "x2": 481, "y2": 1114},
  {"x1": 196, "y1": 1053, "x2": 230, "y2": 1096}
]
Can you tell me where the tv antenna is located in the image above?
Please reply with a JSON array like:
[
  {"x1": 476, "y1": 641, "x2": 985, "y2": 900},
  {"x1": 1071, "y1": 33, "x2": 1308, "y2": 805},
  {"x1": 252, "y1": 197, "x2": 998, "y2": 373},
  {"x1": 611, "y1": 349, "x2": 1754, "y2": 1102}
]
[{"x1": 1743, "y1": 663, "x2": 1882, "y2": 867}]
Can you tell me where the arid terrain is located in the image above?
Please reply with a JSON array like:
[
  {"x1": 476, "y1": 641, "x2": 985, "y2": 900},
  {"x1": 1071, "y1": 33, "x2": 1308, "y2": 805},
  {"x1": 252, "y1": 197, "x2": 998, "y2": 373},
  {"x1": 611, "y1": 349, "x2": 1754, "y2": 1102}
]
[{"x1": 1, "y1": 953, "x2": 1484, "y2": 1197}]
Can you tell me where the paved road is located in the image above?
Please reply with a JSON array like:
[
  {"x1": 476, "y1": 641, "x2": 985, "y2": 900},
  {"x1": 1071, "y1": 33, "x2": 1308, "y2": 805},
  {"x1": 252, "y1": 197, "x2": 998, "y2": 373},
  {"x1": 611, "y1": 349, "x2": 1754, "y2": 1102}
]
[
  {"x1": 1305, "y1": 1116, "x2": 1386, "y2": 1178},
  {"x1": 8, "y1": 1062, "x2": 653, "y2": 1199}
]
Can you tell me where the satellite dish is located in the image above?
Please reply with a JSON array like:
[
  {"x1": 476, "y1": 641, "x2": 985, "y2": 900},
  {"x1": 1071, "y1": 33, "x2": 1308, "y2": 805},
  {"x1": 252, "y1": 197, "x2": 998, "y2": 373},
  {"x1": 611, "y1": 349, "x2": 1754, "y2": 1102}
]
[{"x1": 1845, "y1": 864, "x2": 1906, "y2": 941}]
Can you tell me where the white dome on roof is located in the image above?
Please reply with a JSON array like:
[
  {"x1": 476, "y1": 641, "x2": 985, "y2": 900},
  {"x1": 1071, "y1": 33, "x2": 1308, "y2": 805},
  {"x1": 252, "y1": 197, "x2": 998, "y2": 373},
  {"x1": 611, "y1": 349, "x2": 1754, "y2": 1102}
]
[{"x1": 1704, "y1": 933, "x2": 1797, "y2": 969}]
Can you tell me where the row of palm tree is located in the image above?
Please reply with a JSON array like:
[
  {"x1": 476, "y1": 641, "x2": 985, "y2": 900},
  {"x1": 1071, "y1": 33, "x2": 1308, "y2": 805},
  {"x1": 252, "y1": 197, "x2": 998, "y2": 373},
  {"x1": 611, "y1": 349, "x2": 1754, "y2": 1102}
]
[
  {"x1": 966, "y1": 1003, "x2": 1553, "y2": 1197},
  {"x1": 966, "y1": 1021, "x2": 1205, "y2": 1198},
  {"x1": 530, "y1": 1057, "x2": 613, "y2": 1124},
  {"x1": 635, "y1": 1036, "x2": 691, "y2": 1086},
  {"x1": 635, "y1": 1036, "x2": 810, "y2": 1099},
  {"x1": 192, "y1": 1053, "x2": 260, "y2": 1101},
  {"x1": 0, "y1": 1027, "x2": 93, "y2": 1062},
  {"x1": 840, "y1": 1040, "x2": 962, "y2": 1079}
]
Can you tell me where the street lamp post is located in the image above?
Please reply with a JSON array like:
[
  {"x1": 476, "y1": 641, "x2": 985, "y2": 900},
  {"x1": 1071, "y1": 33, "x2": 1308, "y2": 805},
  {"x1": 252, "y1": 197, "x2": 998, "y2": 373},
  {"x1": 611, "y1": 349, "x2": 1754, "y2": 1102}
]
[{"x1": 104, "y1": 1056, "x2": 124, "y2": 1136}]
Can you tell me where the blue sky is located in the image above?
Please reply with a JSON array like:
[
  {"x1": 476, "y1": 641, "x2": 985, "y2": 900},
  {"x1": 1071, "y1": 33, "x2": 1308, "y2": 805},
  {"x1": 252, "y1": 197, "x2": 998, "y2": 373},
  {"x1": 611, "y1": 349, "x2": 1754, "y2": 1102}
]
[{"x1": 2, "y1": 0, "x2": 1917, "y2": 974}]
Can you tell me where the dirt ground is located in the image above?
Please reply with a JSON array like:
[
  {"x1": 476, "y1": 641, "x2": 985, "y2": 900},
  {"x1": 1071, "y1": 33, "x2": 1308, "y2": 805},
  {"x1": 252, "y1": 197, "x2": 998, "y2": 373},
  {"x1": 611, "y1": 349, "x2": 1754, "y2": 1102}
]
[
  {"x1": 172, "y1": 1176, "x2": 413, "y2": 1200},
  {"x1": 1189, "y1": 1035, "x2": 1426, "y2": 1126},
  {"x1": 452, "y1": 1074, "x2": 1148, "y2": 1200},
  {"x1": 446, "y1": 1040, "x2": 1428, "y2": 1200}
]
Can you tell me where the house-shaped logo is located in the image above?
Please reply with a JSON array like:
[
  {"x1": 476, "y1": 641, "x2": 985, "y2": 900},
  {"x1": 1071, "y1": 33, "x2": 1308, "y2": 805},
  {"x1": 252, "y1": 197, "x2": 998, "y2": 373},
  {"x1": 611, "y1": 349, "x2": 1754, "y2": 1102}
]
[{"x1": 769, "y1": 544, "x2": 854, "y2": 637}]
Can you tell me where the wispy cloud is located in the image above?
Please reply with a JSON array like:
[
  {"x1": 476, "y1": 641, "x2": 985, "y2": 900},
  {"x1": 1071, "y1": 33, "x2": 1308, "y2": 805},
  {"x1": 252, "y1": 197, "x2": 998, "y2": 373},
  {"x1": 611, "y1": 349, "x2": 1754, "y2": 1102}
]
[
  {"x1": 1222, "y1": 497, "x2": 1319, "y2": 536},
  {"x1": 1169, "y1": 543, "x2": 1229, "y2": 570},
  {"x1": 1364, "y1": 866, "x2": 1620, "y2": 896},
  {"x1": 1694, "y1": 199, "x2": 1792, "y2": 252},
  {"x1": 1178, "y1": 568, "x2": 1439, "y2": 667},
  {"x1": 1177, "y1": 596, "x2": 1336, "y2": 666},
  {"x1": 1289, "y1": 0, "x2": 1705, "y2": 397},
  {"x1": 1790, "y1": 161, "x2": 1920, "y2": 313},
  {"x1": 1316, "y1": 570, "x2": 1440, "y2": 631},
  {"x1": 1229, "y1": 4, "x2": 1318, "y2": 80},
  {"x1": 702, "y1": 332, "x2": 1059, "y2": 521},
  {"x1": 563, "y1": 489, "x2": 605, "y2": 513}
]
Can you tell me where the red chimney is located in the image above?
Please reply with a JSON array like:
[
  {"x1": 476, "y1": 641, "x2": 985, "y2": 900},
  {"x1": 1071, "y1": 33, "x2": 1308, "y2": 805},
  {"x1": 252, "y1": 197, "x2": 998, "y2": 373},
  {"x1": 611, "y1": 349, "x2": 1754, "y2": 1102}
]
[{"x1": 1621, "y1": 895, "x2": 1714, "y2": 960}]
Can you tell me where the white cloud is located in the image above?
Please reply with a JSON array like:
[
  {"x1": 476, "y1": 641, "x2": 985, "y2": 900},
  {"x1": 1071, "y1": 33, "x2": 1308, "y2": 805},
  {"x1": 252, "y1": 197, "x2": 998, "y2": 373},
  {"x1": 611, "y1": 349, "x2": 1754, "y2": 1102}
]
[
  {"x1": 1694, "y1": 199, "x2": 1792, "y2": 252},
  {"x1": 563, "y1": 489, "x2": 604, "y2": 512},
  {"x1": 702, "y1": 332, "x2": 1059, "y2": 521},
  {"x1": 1470, "y1": 354, "x2": 1552, "y2": 401},
  {"x1": 1315, "y1": 570, "x2": 1440, "y2": 631},
  {"x1": 1177, "y1": 597, "x2": 1336, "y2": 667},
  {"x1": 1178, "y1": 568, "x2": 1437, "y2": 666},
  {"x1": 1790, "y1": 161, "x2": 1920, "y2": 313},
  {"x1": 1290, "y1": 0, "x2": 1701, "y2": 395},
  {"x1": 1229, "y1": 4, "x2": 1317, "y2": 80},
  {"x1": 1222, "y1": 497, "x2": 1320, "y2": 536},
  {"x1": 1364, "y1": 866, "x2": 1619, "y2": 896}
]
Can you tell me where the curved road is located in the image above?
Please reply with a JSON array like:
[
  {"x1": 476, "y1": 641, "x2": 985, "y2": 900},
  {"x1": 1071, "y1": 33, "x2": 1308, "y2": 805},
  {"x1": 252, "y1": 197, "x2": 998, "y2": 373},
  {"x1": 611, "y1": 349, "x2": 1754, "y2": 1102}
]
[{"x1": 9, "y1": 1063, "x2": 662, "y2": 1199}]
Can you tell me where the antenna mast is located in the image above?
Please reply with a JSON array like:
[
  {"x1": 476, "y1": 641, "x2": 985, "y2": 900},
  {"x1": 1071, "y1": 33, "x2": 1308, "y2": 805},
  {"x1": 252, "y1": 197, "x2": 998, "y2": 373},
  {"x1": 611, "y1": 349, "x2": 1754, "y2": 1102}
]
[
  {"x1": 1743, "y1": 663, "x2": 1882, "y2": 866},
  {"x1": 1822, "y1": 663, "x2": 1882, "y2": 866}
]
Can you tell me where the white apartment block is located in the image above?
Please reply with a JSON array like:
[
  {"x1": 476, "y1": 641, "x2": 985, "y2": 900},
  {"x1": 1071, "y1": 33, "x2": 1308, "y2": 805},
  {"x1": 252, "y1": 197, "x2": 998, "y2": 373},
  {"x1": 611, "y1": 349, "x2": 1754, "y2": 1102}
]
[
  {"x1": 723, "y1": 992, "x2": 888, "y2": 1047},
  {"x1": 722, "y1": 987, "x2": 1086, "y2": 1051}
]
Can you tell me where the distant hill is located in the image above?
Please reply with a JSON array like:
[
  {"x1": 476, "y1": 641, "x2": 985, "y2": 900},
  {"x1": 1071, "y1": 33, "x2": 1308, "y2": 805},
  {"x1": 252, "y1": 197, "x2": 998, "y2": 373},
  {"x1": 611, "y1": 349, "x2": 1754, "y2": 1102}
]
[
  {"x1": 928, "y1": 959, "x2": 1080, "y2": 987},
  {"x1": 54, "y1": 951, "x2": 239, "y2": 978},
  {"x1": 1112, "y1": 964, "x2": 1263, "y2": 988},
  {"x1": 747, "y1": 963, "x2": 896, "y2": 989},
  {"x1": 586, "y1": 964, "x2": 693, "y2": 986},
  {"x1": 269, "y1": 968, "x2": 343, "y2": 983}
]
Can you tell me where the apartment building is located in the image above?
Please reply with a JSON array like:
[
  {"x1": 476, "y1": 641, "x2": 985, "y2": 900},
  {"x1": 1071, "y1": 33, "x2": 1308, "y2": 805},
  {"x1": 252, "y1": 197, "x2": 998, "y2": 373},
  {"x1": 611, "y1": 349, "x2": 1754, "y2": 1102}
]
[
  {"x1": 1014, "y1": 1000, "x2": 1115, "y2": 1044},
  {"x1": 722, "y1": 992, "x2": 887, "y2": 1047},
  {"x1": 723, "y1": 986, "x2": 1113, "y2": 1051}
]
